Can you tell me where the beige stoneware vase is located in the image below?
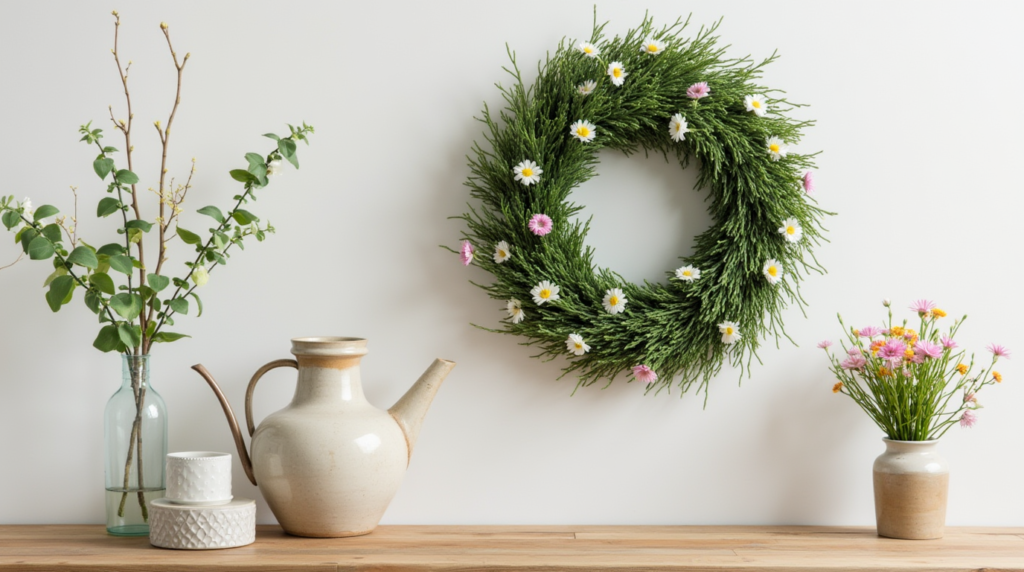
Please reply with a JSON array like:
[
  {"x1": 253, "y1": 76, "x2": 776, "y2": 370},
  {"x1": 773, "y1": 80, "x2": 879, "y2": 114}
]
[
  {"x1": 873, "y1": 438, "x2": 949, "y2": 540},
  {"x1": 193, "y1": 337, "x2": 455, "y2": 538}
]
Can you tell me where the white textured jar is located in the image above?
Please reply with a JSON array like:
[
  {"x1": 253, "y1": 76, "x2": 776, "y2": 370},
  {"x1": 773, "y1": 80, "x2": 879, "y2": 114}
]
[{"x1": 873, "y1": 439, "x2": 949, "y2": 540}]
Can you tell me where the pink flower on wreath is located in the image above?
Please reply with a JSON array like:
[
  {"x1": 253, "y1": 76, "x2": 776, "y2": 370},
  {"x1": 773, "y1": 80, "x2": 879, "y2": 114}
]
[
  {"x1": 910, "y1": 299, "x2": 937, "y2": 314},
  {"x1": 803, "y1": 171, "x2": 815, "y2": 195},
  {"x1": 987, "y1": 343, "x2": 1011, "y2": 359},
  {"x1": 914, "y1": 340, "x2": 943, "y2": 360},
  {"x1": 460, "y1": 240, "x2": 475, "y2": 266},
  {"x1": 878, "y1": 339, "x2": 907, "y2": 362},
  {"x1": 632, "y1": 365, "x2": 658, "y2": 384},
  {"x1": 960, "y1": 410, "x2": 978, "y2": 429},
  {"x1": 686, "y1": 82, "x2": 710, "y2": 99},
  {"x1": 528, "y1": 213, "x2": 553, "y2": 236},
  {"x1": 841, "y1": 354, "x2": 867, "y2": 370},
  {"x1": 858, "y1": 326, "x2": 883, "y2": 338},
  {"x1": 941, "y1": 335, "x2": 957, "y2": 350},
  {"x1": 817, "y1": 340, "x2": 832, "y2": 349}
]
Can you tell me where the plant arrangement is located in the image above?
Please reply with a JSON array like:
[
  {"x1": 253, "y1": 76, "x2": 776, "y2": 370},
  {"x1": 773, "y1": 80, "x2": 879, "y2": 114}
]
[
  {"x1": 452, "y1": 14, "x2": 830, "y2": 399},
  {"x1": 0, "y1": 12, "x2": 313, "y2": 522},
  {"x1": 820, "y1": 300, "x2": 1008, "y2": 441}
]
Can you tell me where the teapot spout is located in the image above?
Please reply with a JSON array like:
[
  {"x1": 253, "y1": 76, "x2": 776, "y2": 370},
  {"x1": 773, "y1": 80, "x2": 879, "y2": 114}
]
[
  {"x1": 388, "y1": 358, "x2": 455, "y2": 464},
  {"x1": 191, "y1": 364, "x2": 258, "y2": 486}
]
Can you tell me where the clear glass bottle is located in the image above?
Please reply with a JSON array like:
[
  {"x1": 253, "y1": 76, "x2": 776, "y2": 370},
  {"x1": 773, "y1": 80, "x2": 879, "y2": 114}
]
[{"x1": 104, "y1": 354, "x2": 167, "y2": 536}]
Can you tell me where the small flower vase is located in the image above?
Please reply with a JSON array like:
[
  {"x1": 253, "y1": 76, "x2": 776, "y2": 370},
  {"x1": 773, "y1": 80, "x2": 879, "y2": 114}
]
[
  {"x1": 872, "y1": 438, "x2": 949, "y2": 540},
  {"x1": 104, "y1": 354, "x2": 168, "y2": 536}
]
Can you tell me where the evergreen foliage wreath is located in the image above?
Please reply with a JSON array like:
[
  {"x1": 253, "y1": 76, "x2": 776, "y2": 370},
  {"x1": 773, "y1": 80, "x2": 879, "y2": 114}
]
[{"x1": 454, "y1": 15, "x2": 831, "y2": 398}]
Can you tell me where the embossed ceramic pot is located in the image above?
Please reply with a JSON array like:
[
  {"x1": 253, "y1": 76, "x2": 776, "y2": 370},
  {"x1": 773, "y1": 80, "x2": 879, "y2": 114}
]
[{"x1": 873, "y1": 439, "x2": 949, "y2": 540}]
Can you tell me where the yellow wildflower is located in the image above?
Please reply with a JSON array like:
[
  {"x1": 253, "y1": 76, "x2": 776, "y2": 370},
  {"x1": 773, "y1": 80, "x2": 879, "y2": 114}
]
[
  {"x1": 994, "y1": 371, "x2": 1003, "y2": 383},
  {"x1": 932, "y1": 308, "x2": 947, "y2": 318},
  {"x1": 956, "y1": 364, "x2": 968, "y2": 375},
  {"x1": 903, "y1": 348, "x2": 915, "y2": 360},
  {"x1": 832, "y1": 382, "x2": 844, "y2": 394},
  {"x1": 890, "y1": 326, "x2": 905, "y2": 337},
  {"x1": 878, "y1": 367, "x2": 892, "y2": 377}
]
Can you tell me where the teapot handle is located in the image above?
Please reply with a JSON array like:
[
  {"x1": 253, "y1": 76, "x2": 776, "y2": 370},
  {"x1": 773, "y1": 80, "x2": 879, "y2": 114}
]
[{"x1": 245, "y1": 359, "x2": 299, "y2": 436}]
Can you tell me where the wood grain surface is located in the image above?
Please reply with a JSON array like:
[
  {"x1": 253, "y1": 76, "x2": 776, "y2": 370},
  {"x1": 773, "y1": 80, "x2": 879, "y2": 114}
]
[{"x1": 1, "y1": 525, "x2": 1022, "y2": 571}]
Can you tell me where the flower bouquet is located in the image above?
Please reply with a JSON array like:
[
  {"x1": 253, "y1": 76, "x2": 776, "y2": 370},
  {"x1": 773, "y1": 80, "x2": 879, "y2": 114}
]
[{"x1": 820, "y1": 299, "x2": 1008, "y2": 539}]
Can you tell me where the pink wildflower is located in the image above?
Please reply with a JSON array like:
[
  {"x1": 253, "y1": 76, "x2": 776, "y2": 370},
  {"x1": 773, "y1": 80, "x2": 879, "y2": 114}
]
[
  {"x1": 803, "y1": 171, "x2": 815, "y2": 195},
  {"x1": 848, "y1": 347, "x2": 862, "y2": 356},
  {"x1": 964, "y1": 392, "x2": 976, "y2": 404},
  {"x1": 528, "y1": 213, "x2": 553, "y2": 236},
  {"x1": 960, "y1": 410, "x2": 978, "y2": 429},
  {"x1": 878, "y1": 339, "x2": 907, "y2": 362},
  {"x1": 686, "y1": 82, "x2": 710, "y2": 99},
  {"x1": 460, "y1": 241, "x2": 475, "y2": 266},
  {"x1": 632, "y1": 365, "x2": 658, "y2": 384},
  {"x1": 914, "y1": 340, "x2": 943, "y2": 360},
  {"x1": 841, "y1": 354, "x2": 867, "y2": 370},
  {"x1": 910, "y1": 299, "x2": 937, "y2": 314},
  {"x1": 940, "y1": 335, "x2": 957, "y2": 349},
  {"x1": 987, "y1": 343, "x2": 1011, "y2": 359},
  {"x1": 817, "y1": 340, "x2": 832, "y2": 349},
  {"x1": 858, "y1": 326, "x2": 883, "y2": 338}
]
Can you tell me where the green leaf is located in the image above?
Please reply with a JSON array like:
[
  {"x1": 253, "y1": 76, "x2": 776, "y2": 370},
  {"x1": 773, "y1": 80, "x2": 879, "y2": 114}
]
[
  {"x1": 89, "y1": 272, "x2": 116, "y2": 295},
  {"x1": 152, "y1": 297, "x2": 162, "y2": 312},
  {"x1": 27, "y1": 236, "x2": 55, "y2": 260},
  {"x1": 110, "y1": 292, "x2": 143, "y2": 320},
  {"x1": 33, "y1": 205, "x2": 59, "y2": 221},
  {"x1": 197, "y1": 205, "x2": 225, "y2": 223},
  {"x1": 230, "y1": 169, "x2": 256, "y2": 183},
  {"x1": 125, "y1": 219, "x2": 153, "y2": 232},
  {"x1": 101, "y1": 146, "x2": 118, "y2": 154},
  {"x1": 93, "y1": 325, "x2": 121, "y2": 352},
  {"x1": 278, "y1": 139, "x2": 298, "y2": 168},
  {"x1": 127, "y1": 228, "x2": 143, "y2": 244},
  {"x1": 43, "y1": 266, "x2": 67, "y2": 287},
  {"x1": 41, "y1": 224, "x2": 62, "y2": 243},
  {"x1": 231, "y1": 210, "x2": 259, "y2": 225},
  {"x1": 212, "y1": 231, "x2": 228, "y2": 250},
  {"x1": 151, "y1": 331, "x2": 191, "y2": 343},
  {"x1": 2, "y1": 210, "x2": 20, "y2": 230},
  {"x1": 46, "y1": 275, "x2": 75, "y2": 312},
  {"x1": 84, "y1": 290, "x2": 102, "y2": 314},
  {"x1": 117, "y1": 323, "x2": 142, "y2": 348},
  {"x1": 97, "y1": 197, "x2": 121, "y2": 218},
  {"x1": 147, "y1": 273, "x2": 170, "y2": 292},
  {"x1": 67, "y1": 246, "x2": 99, "y2": 269},
  {"x1": 263, "y1": 133, "x2": 281, "y2": 141},
  {"x1": 138, "y1": 285, "x2": 156, "y2": 301},
  {"x1": 190, "y1": 292, "x2": 203, "y2": 317},
  {"x1": 93, "y1": 157, "x2": 115, "y2": 180},
  {"x1": 177, "y1": 227, "x2": 202, "y2": 245},
  {"x1": 18, "y1": 228, "x2": 38, "y2": 251},
  {"x1": 245, "y1": 153, "x2": 265, "y2": 171},
  {"x1": 108, "y1": 255, "x2": 134, "y2": 275},
  {"x1": 115, "y1": 169, "x2": 139, "y2": 185},
  {"x1": 97, "y1": 243, "x2": 124, "y2": 256},
  {"x1": 167, "y1": 297, "x2": 189, "y2": 315}
]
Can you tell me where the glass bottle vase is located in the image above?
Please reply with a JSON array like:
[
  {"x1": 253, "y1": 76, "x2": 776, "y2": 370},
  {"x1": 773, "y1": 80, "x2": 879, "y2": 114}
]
[{"x1": 104, "y1": 354, "x2": 168, "y2": 536}]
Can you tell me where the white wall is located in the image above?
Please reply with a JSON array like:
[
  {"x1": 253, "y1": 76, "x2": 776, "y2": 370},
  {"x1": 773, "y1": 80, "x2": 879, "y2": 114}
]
[{"x1": 1, "y1": 0, "x2": 1022, "y2": 526}]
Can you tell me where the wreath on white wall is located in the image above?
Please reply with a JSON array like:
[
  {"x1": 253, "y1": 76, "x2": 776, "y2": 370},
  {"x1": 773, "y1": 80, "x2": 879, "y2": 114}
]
[{"x1": 452, "y1": 16, "x2": 830, "y2": 398}]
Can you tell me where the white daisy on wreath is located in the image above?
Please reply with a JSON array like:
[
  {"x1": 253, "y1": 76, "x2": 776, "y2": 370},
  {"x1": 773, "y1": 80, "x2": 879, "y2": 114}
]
[
  {"x1": 578, "y1": 42, "x2": 599, "y2": 58},
  {"x1": 640, "y1": 38, "x2": 665, "y2": 55},
  {"x1": 668, "y1": 113, "x2": 689, "y2": 143},
  {"x1": 763, "y1": 259, "x2": 784, "y2": 284},
  {"x1": 719, "y1": 321, "x2": 741, "y2": 344},
  {"x1": 512, "y1": 160, "x2": 542, "y2": 186},
  {"x1": 570, "y1": 120, "x2": 597, "y2": 143},
  {"x1": 766, "y1": 136, "x2": 787, "y2": 162},
  {"x1": 577, "y1": 80, "x2": 596, "y2": 96},
  {"x1": 531, "y1": 280, "x2": 561, "y2": 305},
  {"x1": 607, "y1": 61, "x2": 627, "y2": 86},
  {"x1": 507, "y1": 298, "x2": 525, "y2": 324},
  {"x1": 493, "y1": 241, "x2": 511, "y2": 264},
  {"x1": 566, "y1": 333, "x2": 591, "y2": 356},
  {"x1": 675, "y1": 265, "x2": 700, "y2": 282},
  {"x1": 744, "y1": 94, "x2": 768, "y2": 116},
  {"x1": 778, "y1": 218, "x2": 803, "y2": 243},
  {"x1": 602, "y1": 288, "x2": 627, "y2": 314}
]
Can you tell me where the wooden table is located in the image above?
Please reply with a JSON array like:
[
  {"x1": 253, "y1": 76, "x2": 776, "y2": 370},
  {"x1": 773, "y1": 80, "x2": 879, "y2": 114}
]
[{"x1": 1, "y1": 525, "x2": 1023, "y2": 571}]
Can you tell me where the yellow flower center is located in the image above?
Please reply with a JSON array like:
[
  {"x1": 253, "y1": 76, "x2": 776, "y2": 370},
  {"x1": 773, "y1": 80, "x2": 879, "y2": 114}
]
[
  {"x1": 786, "y1": 226, "x2": 796, "y2": 235},
  {"x1": 584, "y1": 46, "x2": 593, "y2": 54},
  {"x1": 499, "y1": 250, "x2": 507, "y2": 258},
  {"x1": 613, "y1": 67, "x2": 622, "y2": 78},
  {"x1": 725, "y1": 327, "x2": 734, "y2": 336},
  {"x1": 539, "y1": 289, "x2": 551, "y2": 299},
  {"x1": 648, "y1": 44, "x2": 659, "y2": 52},
  {"x1": 575, "y1": 343, "x2": 583, "y2": 350},
  {"x1": 577, "y1": 126, "x2": 590, "y2": 137},
  {"x1": 769, "y1": 144, "x2": 780, "y2": 153},
  {"x1": 682, "y1": 270, "x2": 692, "y2": 277},
  {"x1": 904, "y1": 348, "x2": 915, "y2": 359},
  {"x1": 752, "y1": 100, "x2": 762, "y2": 108},
  {"x1": 768, "y1": 266, "x2": 778, "y2": 277},
  {"x1": 521, "y1": 168, "x2": 533, "y2": 177},
  {"x1": 609, "y1": 295, "x2": 619, "y2": 306}
]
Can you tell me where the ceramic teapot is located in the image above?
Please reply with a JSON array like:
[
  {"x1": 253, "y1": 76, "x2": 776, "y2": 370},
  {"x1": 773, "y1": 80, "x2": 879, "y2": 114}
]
[{"x1": 192, "y1": 337, "x2": 454, "y2": 537}]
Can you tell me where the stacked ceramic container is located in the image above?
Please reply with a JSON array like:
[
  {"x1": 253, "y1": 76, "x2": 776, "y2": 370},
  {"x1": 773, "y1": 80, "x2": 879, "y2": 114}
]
[{"x1": 149, "y1": 452, "x2": 256, "y2": 550}]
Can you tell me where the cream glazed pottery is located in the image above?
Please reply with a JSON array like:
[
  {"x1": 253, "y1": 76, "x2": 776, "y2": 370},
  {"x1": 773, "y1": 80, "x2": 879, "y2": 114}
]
[
  {"x1": 873, "y1": 438, "x2": 949, "y2": 540},
  {"x1": 193, "y1": 337, "x2": 455, "y2": 538}
]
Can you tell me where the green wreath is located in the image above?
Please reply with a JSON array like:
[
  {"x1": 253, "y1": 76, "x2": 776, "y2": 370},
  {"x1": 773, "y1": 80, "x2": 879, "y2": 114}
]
[{"x1": 454, "y1": 16, "x2": 830, "y2": 398}]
